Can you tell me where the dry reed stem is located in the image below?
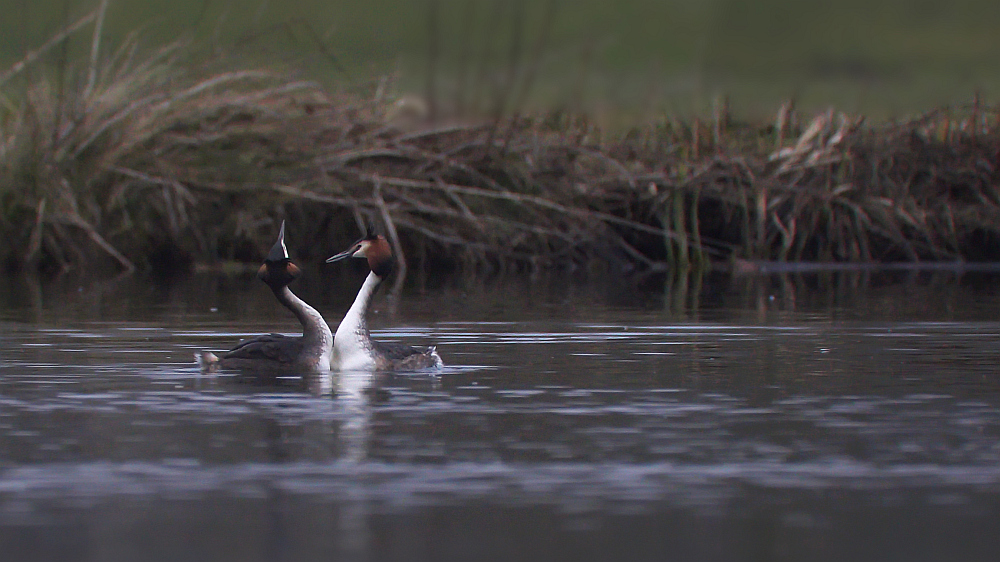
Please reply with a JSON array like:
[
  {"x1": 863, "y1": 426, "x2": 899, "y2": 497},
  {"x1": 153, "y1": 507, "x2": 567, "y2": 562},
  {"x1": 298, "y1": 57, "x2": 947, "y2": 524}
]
[
  {"x1": 0, "y1": 10, "x2": 98, "y2": 86},
  {"x1": 5, "y1": 24, "x2": 1000, "y2": 272}
]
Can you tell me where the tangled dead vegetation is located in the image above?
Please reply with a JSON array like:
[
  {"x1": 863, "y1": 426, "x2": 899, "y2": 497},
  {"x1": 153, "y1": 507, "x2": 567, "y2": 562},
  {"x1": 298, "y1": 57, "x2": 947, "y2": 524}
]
[{"x1": 3, "y1": 16, "x2": 1000, "y2": 274}]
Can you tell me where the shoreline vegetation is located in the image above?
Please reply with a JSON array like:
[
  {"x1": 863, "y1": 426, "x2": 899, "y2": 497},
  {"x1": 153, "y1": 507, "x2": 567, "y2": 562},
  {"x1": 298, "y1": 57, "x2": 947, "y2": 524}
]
[{"x1": 4, "y1": 11, "x2": 1000, "y2": 276}]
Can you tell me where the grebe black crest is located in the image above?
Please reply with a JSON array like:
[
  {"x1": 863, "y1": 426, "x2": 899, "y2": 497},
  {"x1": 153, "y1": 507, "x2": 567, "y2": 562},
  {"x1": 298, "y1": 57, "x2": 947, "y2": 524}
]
[
  {"x1": 197, "y1": 221, "x2": 333, "y2": 373},
  {"x1": 326, "y1": 233, "x2": 443, "y2": 372}
]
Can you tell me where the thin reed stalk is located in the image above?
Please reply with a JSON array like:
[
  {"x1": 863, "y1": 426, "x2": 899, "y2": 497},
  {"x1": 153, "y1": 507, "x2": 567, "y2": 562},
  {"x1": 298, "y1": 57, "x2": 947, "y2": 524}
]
[{"x1": 5, "y1": 22, "x2": 1000, "y2": 274}]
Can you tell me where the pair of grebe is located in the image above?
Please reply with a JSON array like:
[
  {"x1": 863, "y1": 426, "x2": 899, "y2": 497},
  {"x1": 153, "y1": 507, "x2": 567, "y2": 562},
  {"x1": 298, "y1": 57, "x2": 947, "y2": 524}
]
[{"x1": 199, "y1": 222, "x2": 441, "y2": 373}]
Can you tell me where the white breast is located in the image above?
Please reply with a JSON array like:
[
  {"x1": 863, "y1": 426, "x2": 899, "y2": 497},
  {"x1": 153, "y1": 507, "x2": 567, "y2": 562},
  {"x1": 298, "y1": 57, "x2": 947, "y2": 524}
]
[
  {"x1": 333, "y1": 305, "x2": 375, "y2": 371},
  {"x1": 332, "y1": 271, "x2": 381, "y2": 372}
]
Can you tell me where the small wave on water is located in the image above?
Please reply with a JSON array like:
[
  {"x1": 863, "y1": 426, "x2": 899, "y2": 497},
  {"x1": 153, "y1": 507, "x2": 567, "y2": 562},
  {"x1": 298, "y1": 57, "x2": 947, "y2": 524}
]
[
  {"x1": 3, "y1": 311, "x2": 1000, "y2": 560},
  {"x1": 3, "y1": 456, "x2": 1000, "y2": 522}
]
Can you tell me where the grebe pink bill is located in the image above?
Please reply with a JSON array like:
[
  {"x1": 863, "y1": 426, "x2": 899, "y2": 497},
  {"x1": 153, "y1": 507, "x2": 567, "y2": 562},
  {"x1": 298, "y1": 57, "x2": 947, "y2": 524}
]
[
  {"x1": 197, "y1": 221, "x2": 333, "y2": 374},
  {"x1": 326, "y1": 233, "x2": 443, "y2": 372}
]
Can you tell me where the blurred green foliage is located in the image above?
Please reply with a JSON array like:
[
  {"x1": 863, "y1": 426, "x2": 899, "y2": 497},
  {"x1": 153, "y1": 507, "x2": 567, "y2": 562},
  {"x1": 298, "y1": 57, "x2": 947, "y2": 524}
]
[{"x1": 0, "y1": 0, "x2": 998, "y2": 117}]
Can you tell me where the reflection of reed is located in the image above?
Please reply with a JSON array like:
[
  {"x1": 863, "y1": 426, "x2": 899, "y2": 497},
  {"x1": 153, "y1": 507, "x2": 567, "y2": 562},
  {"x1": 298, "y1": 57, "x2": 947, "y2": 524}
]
[
  {"x1": 663, "y1": 268, "x2": 703, "y2": 317},
  {"x1": 18, "y1": 273, "x2": 43, "y2": 323},
  {"x1": 724, "y1": 265, "x2": 994, "y2": 321},
  {"x1": 5, "y1": 270, "x2": 139, "y2": 324}
]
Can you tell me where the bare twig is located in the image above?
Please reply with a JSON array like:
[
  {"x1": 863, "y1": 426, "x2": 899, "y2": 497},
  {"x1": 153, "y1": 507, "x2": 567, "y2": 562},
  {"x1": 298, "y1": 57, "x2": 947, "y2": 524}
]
[
  {"x1": 84, "y1": 0, "x2": 111, "y2": 100},
  {"x1": 373, "y1": 176, "x2": 407, "y2": 277},
  {"x1": 0, "y1": 10, "x2": 98, "y2": 87}
]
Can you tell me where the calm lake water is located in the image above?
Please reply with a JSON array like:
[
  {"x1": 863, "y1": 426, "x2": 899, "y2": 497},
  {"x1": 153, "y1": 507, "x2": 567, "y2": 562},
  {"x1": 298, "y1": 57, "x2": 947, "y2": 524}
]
[{"x1": 3, "y1": 266, "x2": 1000, "y2": 561}]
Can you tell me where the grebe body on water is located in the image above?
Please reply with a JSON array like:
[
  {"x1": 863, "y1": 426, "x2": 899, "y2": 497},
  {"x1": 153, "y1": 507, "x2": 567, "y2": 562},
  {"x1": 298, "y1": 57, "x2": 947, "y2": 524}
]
[
  {"x1": 197, "y1": 222, "x2": 333, "y2": 373},
  {"x1": 327, "y1": 233, "x2": 443, "y2": 371}
]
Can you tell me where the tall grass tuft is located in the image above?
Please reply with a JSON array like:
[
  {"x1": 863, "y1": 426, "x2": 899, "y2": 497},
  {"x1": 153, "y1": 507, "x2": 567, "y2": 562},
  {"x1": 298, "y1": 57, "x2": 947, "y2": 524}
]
[
  {"x1": 0, "y1": 22, "x2": 329, "y2": 271},
  {"x1": 4, "y1": 17, "x2": 1000, "y2": 275}
]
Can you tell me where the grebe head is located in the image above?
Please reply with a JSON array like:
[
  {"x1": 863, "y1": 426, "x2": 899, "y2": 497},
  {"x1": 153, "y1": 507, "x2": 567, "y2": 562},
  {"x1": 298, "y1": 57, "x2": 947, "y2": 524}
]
[
  {"x1": 258, "y1": 220, "x2": 302, "y2": 288},
  {"x1": 326, "y1": 234, "x2": 394, "y2": 278}
]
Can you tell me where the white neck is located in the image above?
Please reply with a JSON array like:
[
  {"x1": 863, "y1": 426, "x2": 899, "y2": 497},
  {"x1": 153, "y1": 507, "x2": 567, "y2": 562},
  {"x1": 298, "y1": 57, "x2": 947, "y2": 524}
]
[
  {"x1": 334, "y1": 272, "x2": 382, "y2": 370},
  {"x1": 275, "y1": 285, "x2": 334, "y2": 370}
]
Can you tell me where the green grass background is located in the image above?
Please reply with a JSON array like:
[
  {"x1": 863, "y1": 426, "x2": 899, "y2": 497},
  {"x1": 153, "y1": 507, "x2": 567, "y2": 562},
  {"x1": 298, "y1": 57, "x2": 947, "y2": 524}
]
[{"x1": 2, "y1": 0, "x2": 999, "y2": 118}]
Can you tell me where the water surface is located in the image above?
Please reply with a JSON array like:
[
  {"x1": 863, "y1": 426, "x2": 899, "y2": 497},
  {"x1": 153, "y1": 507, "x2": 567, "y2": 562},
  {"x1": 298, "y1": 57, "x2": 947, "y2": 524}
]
[{"x1": 2, "y1": 269, "x2": 1000, "y2": 561}]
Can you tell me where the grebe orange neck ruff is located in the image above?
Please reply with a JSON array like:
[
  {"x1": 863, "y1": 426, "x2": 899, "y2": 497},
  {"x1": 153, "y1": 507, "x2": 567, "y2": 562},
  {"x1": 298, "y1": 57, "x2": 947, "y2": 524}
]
[
  {"x1": 197, "y1": 221, "x2": 333, "y2": 373},
  {"x1": 326, "y1": 234, "x2": 443, "y2": 372}
]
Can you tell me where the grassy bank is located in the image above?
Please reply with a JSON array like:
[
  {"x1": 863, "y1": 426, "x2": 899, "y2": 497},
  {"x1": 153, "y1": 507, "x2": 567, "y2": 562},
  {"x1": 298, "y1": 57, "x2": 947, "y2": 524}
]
[{"x1": 3, "y1": 15, "x2": 1000, "y2": 275}]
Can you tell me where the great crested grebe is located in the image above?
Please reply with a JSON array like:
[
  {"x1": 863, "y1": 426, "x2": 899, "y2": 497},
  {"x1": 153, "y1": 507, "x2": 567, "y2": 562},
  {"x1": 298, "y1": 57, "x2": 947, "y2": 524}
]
[
  {"x1": 326, "y1": 233, "x2": 443, "y2": 371},
  {"x1": 198, "y1": 221, "x2": 333, "y2": 373}
]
